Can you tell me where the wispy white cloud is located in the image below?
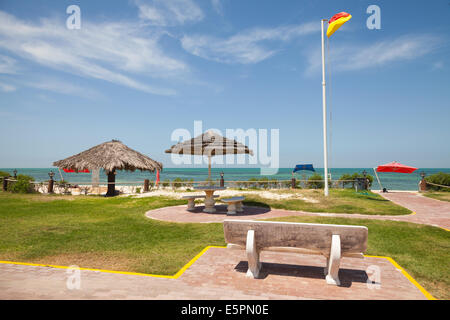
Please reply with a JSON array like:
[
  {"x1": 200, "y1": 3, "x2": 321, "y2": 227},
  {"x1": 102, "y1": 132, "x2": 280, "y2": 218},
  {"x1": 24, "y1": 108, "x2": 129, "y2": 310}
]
[
  {"x1": 0, "y1": 11, "x2": 189, "y2": 95},
  {"x1": 22, "y1": 77, "x2": 101, "y2": 99},
  {"x1": 211, "y1": 0, "x2": 224, "y2": 16},
  {"x1": 181, "y1": 22, "x2": 319, "y2": 64},
  {"x1": 0, "y1": 81, "x2": 16, "y2": 92},
  {"x1": 136, "y1": 0, "x2": 204, "y2": 26},
  {"x1": 0, "y1": 55, "x2": 18, "y2": 74},
  {"x1": 306, "y1": 34, "x2": 441, "y2": 74},
  {"x1": 432, "y1": 61, "x2": 444, "y2": 70}
]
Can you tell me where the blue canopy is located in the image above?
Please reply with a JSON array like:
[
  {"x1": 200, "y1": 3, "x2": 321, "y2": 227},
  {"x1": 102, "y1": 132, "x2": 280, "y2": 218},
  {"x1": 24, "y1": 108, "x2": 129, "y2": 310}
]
[{"x1": 293, "y1": 164, "x2": 315, "y2": 173}]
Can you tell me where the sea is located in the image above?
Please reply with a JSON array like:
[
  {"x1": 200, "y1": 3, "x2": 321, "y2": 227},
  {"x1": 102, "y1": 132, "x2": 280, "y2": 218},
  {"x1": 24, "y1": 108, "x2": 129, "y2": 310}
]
[{"x1": 1, "y1": 168, "x2": 449, "y2": 191}]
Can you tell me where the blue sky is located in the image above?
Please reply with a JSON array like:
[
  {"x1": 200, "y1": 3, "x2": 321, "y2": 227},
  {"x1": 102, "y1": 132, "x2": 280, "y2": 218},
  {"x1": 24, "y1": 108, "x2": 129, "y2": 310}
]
[{"x1": 0, "y1": 0, "x2": 449, "y2": 169}]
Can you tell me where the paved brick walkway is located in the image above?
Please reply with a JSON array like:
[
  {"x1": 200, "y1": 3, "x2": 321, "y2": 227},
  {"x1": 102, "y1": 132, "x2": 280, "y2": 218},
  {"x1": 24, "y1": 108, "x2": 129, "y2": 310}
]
[
  {"x1": 377, "y1": 192, "x2": 450, "y2": 229},
  {"x1": 146, "y1": 192, "x2": 450, "y2": 230},
  {"x1": 0, "y1": 248, "x2": 428, "y2": 300}
]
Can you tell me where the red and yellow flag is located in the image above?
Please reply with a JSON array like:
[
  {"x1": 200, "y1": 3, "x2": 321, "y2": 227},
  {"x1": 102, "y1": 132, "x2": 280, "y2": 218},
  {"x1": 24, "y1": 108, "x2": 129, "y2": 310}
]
[{"x1": 327, "y1": 12, "x2": 351, "y2": 37}]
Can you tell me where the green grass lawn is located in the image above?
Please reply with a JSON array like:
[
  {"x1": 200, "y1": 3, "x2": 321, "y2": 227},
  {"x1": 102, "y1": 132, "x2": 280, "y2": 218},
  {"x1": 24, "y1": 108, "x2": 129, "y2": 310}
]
[
  {"x1": 0, "y1": 191, "x2": 448, "y2": 299},
  {"x1": 0, "y1": 192, "x2": 225, "y2": 275},
  {"x1": 422, "y1": 192, "x2": 450, "y2": 202},
  {"x1": 240, "y1": 189, "x2": 411, "y2": 215}
]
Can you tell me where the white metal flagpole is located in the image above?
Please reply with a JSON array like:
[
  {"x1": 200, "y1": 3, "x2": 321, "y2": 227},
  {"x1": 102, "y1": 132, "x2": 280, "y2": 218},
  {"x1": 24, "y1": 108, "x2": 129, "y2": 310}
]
[{"x1": 321, "y1": 19, "x2": 329, "y2": 197}]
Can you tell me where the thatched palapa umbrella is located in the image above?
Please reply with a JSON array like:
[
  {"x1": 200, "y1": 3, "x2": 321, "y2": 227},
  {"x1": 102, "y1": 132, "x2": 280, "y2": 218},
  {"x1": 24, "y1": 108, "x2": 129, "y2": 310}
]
[
  {"x1": 165, "y1": 130, "x2": 253, "y2": 180},
  {"x1": 53, "y1": 140, "x2": 162, "y2": 196}
]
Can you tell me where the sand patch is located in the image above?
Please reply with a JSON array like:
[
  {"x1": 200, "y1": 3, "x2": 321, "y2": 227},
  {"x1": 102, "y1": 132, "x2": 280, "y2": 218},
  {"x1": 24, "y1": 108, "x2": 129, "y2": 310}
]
[{"x1": 133, "y1": 189, "x2": 319, "y2": 203}]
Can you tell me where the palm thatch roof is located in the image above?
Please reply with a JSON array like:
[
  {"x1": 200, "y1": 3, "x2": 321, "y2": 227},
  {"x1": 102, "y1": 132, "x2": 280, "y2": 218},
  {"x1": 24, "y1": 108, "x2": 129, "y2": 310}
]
[
  {"x1": 165, "y1": 130, "x2": 254, "y2": 156},
  {"x1": 53, "y1": 140, "x2": 163, "y2": 173}
]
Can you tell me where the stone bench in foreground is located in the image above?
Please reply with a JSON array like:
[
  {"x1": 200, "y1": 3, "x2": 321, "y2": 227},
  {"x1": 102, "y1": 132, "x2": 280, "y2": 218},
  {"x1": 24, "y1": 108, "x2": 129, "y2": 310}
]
[{"x1": 223, "y1": 220, "x2": 368, "y2": 286}]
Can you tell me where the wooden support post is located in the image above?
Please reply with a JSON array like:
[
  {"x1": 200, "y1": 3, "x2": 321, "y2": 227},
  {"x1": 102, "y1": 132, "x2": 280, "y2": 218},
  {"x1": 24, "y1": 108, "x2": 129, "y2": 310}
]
[
  {"x1": 144, "y1": 179, "x2": 149, "y2": 192},
  {"x1": 291, "y1": 177, "x2": 296, "y2": 189},
  {"x1": 106, "y1": 170, "x2": 116, "y2": 197},
  {"x1": 2, "y1": 176, "x2": 8, "y2": 191}
]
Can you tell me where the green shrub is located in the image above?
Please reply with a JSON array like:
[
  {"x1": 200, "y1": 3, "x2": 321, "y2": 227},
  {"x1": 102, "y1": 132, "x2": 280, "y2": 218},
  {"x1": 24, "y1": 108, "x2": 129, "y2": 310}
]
[
  {"x1": 338, "y1": 173, "x2": 373, "y2": 189},
  {"x1": 351, "y1": 173, "x2": 373, "y2": 187},
  {"x1": 166, "y1": 178, "x2": 194, "y2": 189},
  {"x1": 0, "y1": 170, "x2": 10, "y2": 178},
  {"x1": 203, "y1": 178, "x2": 216, "y2": 186},
  {"x1": 172, "y1": 177, "x2": 183, "y2": 189},
  {"x1": 338, "y1": 174, "x2": 353, "y2": 188},
  {"x1": 425, "y1": 172, "x2": 450, "y2": 191},
  {"x1": 366, "y1": 174, "x2": 374, "y2": 187},
  {"x1": 135, "y1": 187, "x2": 141, "y2": 194},
  {"x1": 259, "y1": 177, "x2": 269, "y2": 189},
  {"x1": 284, "y1": 179, "x2": 298, "y2": 189},
  {"x1": 57, "y1": 180, "x2": 71, "y2": 186},
  {"x1": 162, "y1": 180, "x2": 170, "y2": 187},
  {"x1": 245, "y1": 177, "x2": 280, "y2": 189},
  {"x1": 9, "y1": 174, "x2": 35, "y2": 193},
  {"x1": 307, "y1": 173, "x2": 324, "y2": 189},
  {"x1": 0, "y1": 171, "x2": 9, "y2": 187},
  {"x1": 248, "y1": 177, "x2": 259, "y2": 189}
]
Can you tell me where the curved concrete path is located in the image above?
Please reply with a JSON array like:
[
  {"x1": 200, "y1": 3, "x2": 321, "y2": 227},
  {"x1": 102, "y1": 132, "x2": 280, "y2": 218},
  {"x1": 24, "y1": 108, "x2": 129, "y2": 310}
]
[
  {"x1": 146, "y1": 192, "x2": 450, "y2": 230},
  {"x1": 376, "y1": 192, "x2": 450, "y2": 229}
]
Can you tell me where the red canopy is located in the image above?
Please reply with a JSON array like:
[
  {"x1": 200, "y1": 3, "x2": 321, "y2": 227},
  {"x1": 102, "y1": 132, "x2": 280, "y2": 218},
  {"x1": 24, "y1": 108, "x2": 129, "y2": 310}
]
[
  {"x1": 63, "y1": 168, "x2": 90, "y2": 173},
  {"x1": 376, "y1": 161, "x2": 418, "y2": 174}
]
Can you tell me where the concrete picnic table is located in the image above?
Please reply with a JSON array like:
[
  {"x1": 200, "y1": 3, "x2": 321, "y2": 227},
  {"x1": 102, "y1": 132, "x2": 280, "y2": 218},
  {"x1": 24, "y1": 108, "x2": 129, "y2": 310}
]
[{"x1": 193, "y1": 186, "x2": 226, "y2": 213}]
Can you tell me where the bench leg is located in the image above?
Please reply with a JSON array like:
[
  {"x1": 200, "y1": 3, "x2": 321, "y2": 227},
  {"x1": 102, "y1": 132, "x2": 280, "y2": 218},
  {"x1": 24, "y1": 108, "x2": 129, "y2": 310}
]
[
  {"x1": 246, "y1": 230, "x2": 261, "y2": 278},
  {"x1": 186, "y1": 199, "x2": 196, "y2": 211},
  {"x1": 236, "y1": 201, "x2": 244, "y2": 212},
  {"x1": 227, "y1": 202, "x2": 237, "y2": 215},
  {"x1": 325, "y1": 234, "x2": 341, "y2": 286}
]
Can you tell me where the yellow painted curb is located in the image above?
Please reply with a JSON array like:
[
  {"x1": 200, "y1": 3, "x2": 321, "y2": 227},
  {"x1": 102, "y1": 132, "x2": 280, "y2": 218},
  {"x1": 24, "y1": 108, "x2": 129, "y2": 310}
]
[
  {"x1": 0, "y1": 246, "x2": 227, "y2": 280},
  {"x1": 0, "y1": 260, "x2": 175, "y2": 279},
  {"x1": 0, "y1": 247, "x2": 436, "y2": 300},
  {"x1": 172, "y1": 245, "x2": 226, "y2": 278},
  {"x1": 365, "y1": 255, "x2": 436, "y2": 300}
]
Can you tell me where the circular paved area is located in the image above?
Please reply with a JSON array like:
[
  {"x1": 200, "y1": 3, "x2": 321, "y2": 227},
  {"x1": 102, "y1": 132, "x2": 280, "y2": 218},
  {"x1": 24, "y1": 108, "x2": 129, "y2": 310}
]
[{"x1": 146, "y1": 192, "x2": 450, "y2": 230}]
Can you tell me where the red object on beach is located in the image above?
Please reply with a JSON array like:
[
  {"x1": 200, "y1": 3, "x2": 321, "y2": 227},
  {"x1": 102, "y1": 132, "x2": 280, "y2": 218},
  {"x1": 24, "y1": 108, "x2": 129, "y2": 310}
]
[
  {"x1": 376, "y1": 161, "x2": 418, "y2": 174},
  {"x1": 63, "y1": 168, "x2": 90, "y2": 173},
  {"x1": 156, "y1": 169, "x2": 160, "y2": 186}
]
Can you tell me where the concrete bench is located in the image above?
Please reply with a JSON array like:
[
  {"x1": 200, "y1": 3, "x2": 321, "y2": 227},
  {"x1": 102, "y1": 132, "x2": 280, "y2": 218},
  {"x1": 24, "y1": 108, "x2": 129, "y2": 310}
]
[
  {"x1": 223, "y1": 220, "x2": 368, "y2": 286},
  {"x1": 221, "y1": 196, "x2": 245, "y2": 215},
  {"x1": 182, "y1": 194, "x2": 219, "y2": 211}
]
